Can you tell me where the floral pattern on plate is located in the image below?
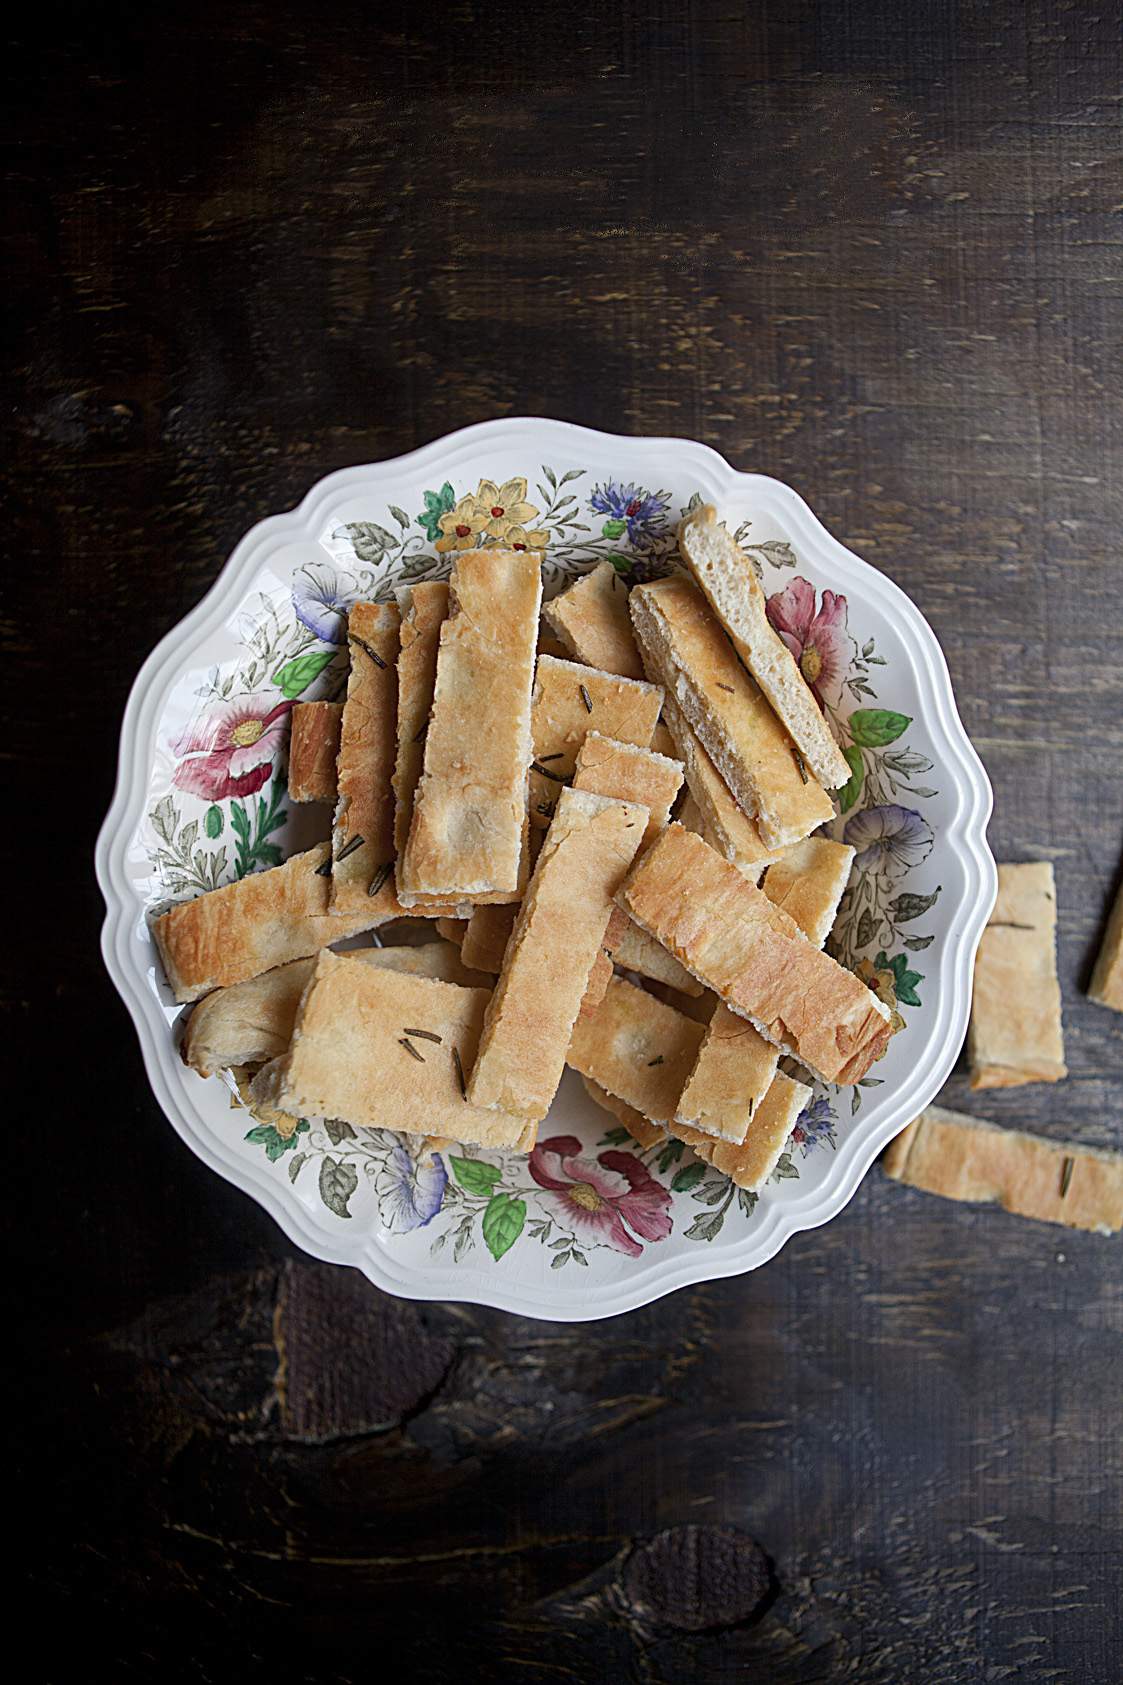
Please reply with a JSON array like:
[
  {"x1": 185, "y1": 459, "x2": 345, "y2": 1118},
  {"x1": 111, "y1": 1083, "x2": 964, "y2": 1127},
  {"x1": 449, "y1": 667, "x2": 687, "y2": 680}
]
[{"x1": 140, "y1": 463, "x2": 943, "y2": 1257}]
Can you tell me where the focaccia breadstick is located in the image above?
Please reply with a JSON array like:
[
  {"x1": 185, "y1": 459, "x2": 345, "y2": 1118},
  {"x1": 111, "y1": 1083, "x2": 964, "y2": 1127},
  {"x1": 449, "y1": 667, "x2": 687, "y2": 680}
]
[
  {"x1": 183, "y1": 941, "x2": 492, "y2": 1076},
  {"x1": 541, "y1": 560, "x2": 645, "y2": 679},
  {"x1": 674, "y1": 1073, "x2": 813, "y2": 1192},
  {"x1": 151, "y1": 843, "x2": 389, "y2": 1004},
  {"x1": 253, "y1": 951, "x2": 533, "y2": 1148},
  {"x1": 675, "y1": 833, "x2": 851, "y2": 1142},
  {"x1": 530, "y1": 655, "x2": 663, "y2": 827},
  {"x1": 883, "y1": 1105, "x2": 1122, "y2": 1235},
  {"x1": 580, "y1": 1075, "x2": 666, "y2": 1149},
  {"x1": 467, "y1": 788, "x2": 648, "y2": 1120},
  {"x1": 1088, "y1": 873, "x2": 1123, "y2": 1013},
  {"x1": 619, "y1": 825, "x2": 892, "y2": 1084},
  {"x1": 611, "y1": 922, "x2": 704, "y2": 996},
  {"x1": 969, "y1": 862, "x2": 1066, "y2": 1089},
  {"x1": 570, "y1": 729, "x2": 697, "y2": 993},
  {"x1": 435, "y1": 917, "x2": 469, "y2": 945},
  {"x1": 331, "y1": 601, "x2": 401, "y2": 915},
  {"x1": 659, "y1": 696, "x2": 786, "y2": 880},
  {"x1": 630, "y1": 575, "x2": 833, "y2": 849},
  {"x1": 460, "y1": 903, "x2": 519, "y2": 974},
  {"x1": 288, "y1": 701, "x2": 342, "y2": 803},
  {"x1": 761, "y1": 837, "x2": 854, "y2": 947},
  {"x1": 572, "y1": 731, "x2": 683, "y2": 851},
  {"x1": 679, "y1": 505, "x2": 851, "y2": 789},
  {"x1": 566, "y1": 974, "x2": 705, "y2": 1124},
  {"x1": 401, "y1": 548, "x2": 541, "y2": 899},
  {"x1": 392, "y1": 582, "x2": 449, "y2": 859}
]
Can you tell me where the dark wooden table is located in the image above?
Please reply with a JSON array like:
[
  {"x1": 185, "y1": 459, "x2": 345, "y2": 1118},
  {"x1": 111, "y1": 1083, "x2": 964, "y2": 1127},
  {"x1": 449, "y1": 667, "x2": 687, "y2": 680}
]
[{"x1": 6, "y1": 2, "x2": 1121, "y2": 1679}]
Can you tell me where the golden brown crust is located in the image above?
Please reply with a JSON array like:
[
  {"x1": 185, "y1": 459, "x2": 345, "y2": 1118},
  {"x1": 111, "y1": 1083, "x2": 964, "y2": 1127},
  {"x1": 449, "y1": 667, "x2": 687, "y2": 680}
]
[
  {"x1": 630, "y1": 575, "x2": 833, "y2": 849},
  {"x1": 659, "y1": 696, "x2": 785, "y2": 880},
  {"x1": 460, "y1": 903, "x2": 519, "y2": 973},
  {"x1": 579, "y1": 1075, "x2": 666, "y2": 1149},
  {"x1": 530, "y1": 655, "x2": 663, "y2": 828},
  {"x1": 182, "y1": 942, "x2": 493, "y2": 1075},
  {"x1": 151, "y1": 843, "x2": 388, "y2": 1004},
  {"x1": 566, "y1": 974, "x2": 705, "y2": 1124},
  {"x1": 1088, "y1": 872, "x2": 1123, "y2": 1013},
  {"x1": 255, "y1": 951, "x2": 530, "y2": 1147},
  {"x1": 330, "y1": 601, "x2": 401, "y2": 914},
  {"x1": 541, "y1": 560, "x2": 646, "y2": 679},
  {"x1": 435, "y1": 917, "x2": 469, "y2": 946},
  {"x1": 882, "y1": 1105, "x2": 1123, "y2": 1234},
  {"x1": 288, "y1": 702, "x2": 342, "y2": 803},
  {"x1": 392, "y1": 582, "x2": 449, "y2": 858},
  {"x1": 761, "y1": 837, "x2": 854, "y2": 947},
  {"x1": 969, "y1": 862, "x2": 1066, "y2": 1088},
  {"x1": 673, "y1": 1072, "x2": 811, "y2": 1192},
  {"x1": 401, "y1": 549, "x2": 541, "y2": 898},
  {"x1": 674, "y1": 1005, "x2": 779, "y2": 1143},
  {"x1": 678, "y1": 505, "x2": 851, "y2": 788},
  {"x1": 610, "y1": 922, "x2": 704, "y2": 995},
  {"x1": 467, "y1": 789, "x2": 648, "y2": 1120},
  {"x1": 572, "y1": 731, "x2": 683, "y2": 851},
  {"x1": 619, "y1": 825, "x2": 892, "y2": 1084}
]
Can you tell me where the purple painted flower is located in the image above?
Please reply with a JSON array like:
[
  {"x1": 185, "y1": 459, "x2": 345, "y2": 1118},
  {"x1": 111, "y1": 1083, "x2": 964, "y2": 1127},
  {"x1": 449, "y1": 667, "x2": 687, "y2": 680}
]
[
  {"x1": 844, "y1": 804, "x2": 933, "y2": 873},
  {"x1": 589, "y1": 480, "x2": 670, "y2": 550},
  {"x1": 790, "y1": 1097, "x2": 836, "y2": 1154},
  {"x1": 374, "y1": 1143, "x2": 448, "y2": 1233},
  {"x1": 292, "y1": 563, "x2": 349, "y2": 644}
]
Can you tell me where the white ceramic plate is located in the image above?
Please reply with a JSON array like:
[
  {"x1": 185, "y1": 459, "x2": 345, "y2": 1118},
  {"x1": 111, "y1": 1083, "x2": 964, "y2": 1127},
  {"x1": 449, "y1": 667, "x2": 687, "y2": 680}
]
[{"x1": 97, "y1": 418, "x2": 995, "y2": 1321}]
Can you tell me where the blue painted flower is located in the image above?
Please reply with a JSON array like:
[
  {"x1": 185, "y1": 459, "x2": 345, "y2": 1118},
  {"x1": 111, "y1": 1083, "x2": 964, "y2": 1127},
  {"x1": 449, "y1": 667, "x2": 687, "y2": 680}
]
[
  {"x1": 791, "y1": 1097, "x2": 836, "y2": 1155},
  {"x1": 374, "y1": 1142, "x2": 448, "y2": 1233},
  {"x1": 844, "y1": 804, "x2": 933, "y2": 873},
  {"x1": 292, "y1": 563, "x2": 350, "y2": 644},
  {"x1": 589, "y1": 480, "x2": 670, "y2": 550}
]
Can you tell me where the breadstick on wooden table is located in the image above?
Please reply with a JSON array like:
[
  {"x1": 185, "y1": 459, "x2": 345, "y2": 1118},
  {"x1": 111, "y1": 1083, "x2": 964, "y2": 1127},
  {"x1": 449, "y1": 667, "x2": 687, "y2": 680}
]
[
  {"x1": 1088, "y1": 872, "x2": 1123, "y2": 1013},
  {"x1": 542, "y1": 559, "x2": 646, "y2": 680},
  {"x1": 630, "y1": 573, "x2": 834, "y2": 850},
  {"x1": 883, "y1": 1106, "x2": 1123, "y2": 1235},
  {"x1": 969, "y1": 862, "x2": 1066, "y2": 1088}
]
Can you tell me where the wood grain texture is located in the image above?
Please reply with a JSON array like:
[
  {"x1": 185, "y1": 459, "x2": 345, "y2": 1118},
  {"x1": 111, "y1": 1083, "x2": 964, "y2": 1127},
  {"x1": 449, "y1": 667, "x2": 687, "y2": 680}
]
[{"x1": 4, "y1": 1, "x2": 1120, "y2": 1679}]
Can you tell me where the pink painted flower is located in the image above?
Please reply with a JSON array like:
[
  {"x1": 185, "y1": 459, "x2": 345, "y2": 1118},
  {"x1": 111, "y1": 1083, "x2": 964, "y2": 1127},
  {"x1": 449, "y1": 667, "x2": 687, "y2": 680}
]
[
  {"x1": 171, "y1": 692, "x2": 291, "y2": 802},
  {"x1": 765, "y1": 577, "x2": 850, "y2": 709},
  {"x1": 528, "y1": 1135, "x2": 673, "y2": 1258}
]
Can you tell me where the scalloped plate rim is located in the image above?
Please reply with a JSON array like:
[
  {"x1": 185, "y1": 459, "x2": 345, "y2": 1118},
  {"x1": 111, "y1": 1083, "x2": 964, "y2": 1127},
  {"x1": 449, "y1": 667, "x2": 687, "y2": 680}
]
[{"x1": 96, "y1": 416, "x2": 996, "y2": 1321}]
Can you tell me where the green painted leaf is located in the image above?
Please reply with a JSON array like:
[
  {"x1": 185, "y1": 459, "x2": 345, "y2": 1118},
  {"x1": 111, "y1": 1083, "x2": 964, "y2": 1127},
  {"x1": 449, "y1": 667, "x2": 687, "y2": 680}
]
[
  {"x1": 903, "y1": 934, "x2": 935, "y2": 951},
  {"x1": 450, "y1": 1156, "x2": 502, "y2": 1196},
  {"x1": 771, "y1": 1152, "x2": 800, "y2": 1181},
  {"x1": 889, "y1": 887, "x2": 942, "y2": 923},
  {"x1": 324, "y1": 1117, "x2": 357, "y2": 1146},
  {"x1": 694, "y1": 1176, "x2": 733, "y2": 1205},
  {"x1": 672, "y1": 1162, "x2": 706, "y2": 1192},
  {"x1": 848, "y1": 708, "x2": 912, "y2": 748},
  {"x1": 683, "y1": 1208, "x2": 726, "y2": 1242},
  {"x1": 343, "y1": 520, "x2": 399, "y2": 562},
  {"x1": 737, "y1": 1187, "x2": 759, "y2": 1218},
  {"x1": 244, "y1": 1123, "x2": 302, "y2": 1163},
  {"x1": 204, "y1": 804, "x2": 223, "y2": 839},
  {"x1": 551, "y1": 1250, "x2": 570, "y2": 1269},
  {"x1": 855, "y1": 907, "x2": 878, "y2": 950},
  {"x1": 895, "y1": 971, "x2": 924, "y2": 1008},
  {"x1": 273, "y1": 649, "x2": 335, "y2": 699},
  {"x1": 288, "y1": 1152, "x2": 307, "y2": 1184},
  {"x1": 601, "y1": 518, "x2": 627, "y2": 539},
  {"x1": 254, "y1": 842, "x2": 284, "y2": 869},
  {"x1": 417, "y1": 483, "x2": 456, "y2": 541},
  {"x1": 605, "y1": 552, "x2": 633, "y2": 575},
  {"x1": 657, "y1": 1139, "x2": 686, "y2": 1174},
  {"x1": 599, "y1": 1127, "x2": 631, "y2": 1146},
  {"x1": 836, "y1": 744, "x2": 864, "y2": 811},
  {"x1": 319, "y1": 1155, "x2": 358, "y2": 1218},
  {"x1": 230, "y1": 801, "x2": 250, "y2": 842},
  {"x1": 390, "y1": 504, "x2": 410, "y2": 530},
  {"x1": 482, "y1": 1194, "x2": 526, "y2": 1261}
]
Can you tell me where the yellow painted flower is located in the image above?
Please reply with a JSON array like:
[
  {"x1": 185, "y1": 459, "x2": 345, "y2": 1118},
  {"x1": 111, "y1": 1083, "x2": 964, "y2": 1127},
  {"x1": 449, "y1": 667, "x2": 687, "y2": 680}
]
[
  {"x1": 856, "y1": 957, "x2": 906, "y2": 1038},
  {"x1": 434, "y1": 491, "x2": 489, "y2": 553},
  {"x1": 474, "y1": 477, "x2": 539, "y2": 540},
  {"x1": 504, "y1": 523, "x2": 549, "y2": 553}
]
